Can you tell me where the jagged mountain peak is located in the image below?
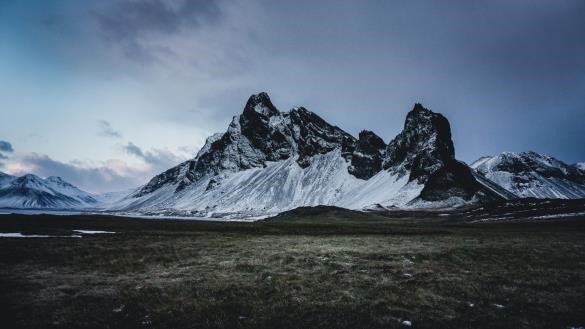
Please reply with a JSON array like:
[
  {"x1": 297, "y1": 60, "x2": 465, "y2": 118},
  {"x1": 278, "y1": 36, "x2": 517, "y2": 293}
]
[
  {"x1": 357, "y1": 130, "x2": 385, "y2": 149},
  {"x1": 410, "y1": 102, "x2": 429, "y2": 113},
  {"x1": 241, "y1": 94, "x2": 357, "y2": 168},
  {"x1": 348, "y1": 130, "x2": 386, "y2": 179},
  {"x1": 383, "y1": 103, "x2": 455, "y2": 182},
  {"x1": 243, "y1": 92, "x2": 279, "y2": 118}
]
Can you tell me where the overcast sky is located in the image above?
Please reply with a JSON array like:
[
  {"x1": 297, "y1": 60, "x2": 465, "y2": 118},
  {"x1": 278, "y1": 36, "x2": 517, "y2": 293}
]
[{"x1": 1, "y1": 0, "x2": 584, "y2": 193}]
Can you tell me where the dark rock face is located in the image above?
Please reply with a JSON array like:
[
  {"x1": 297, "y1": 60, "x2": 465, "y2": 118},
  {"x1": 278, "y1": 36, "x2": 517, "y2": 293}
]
[
  {"x1": 239, "y1": 92, "x2": 356, "y2": 168},
  {"x1": 419, "y1": 160, "x2": 494, "y2": 201},
  {"x1": 239, "y1": 92, "x2": 292, "y2": 161},
  {"x1": 569, "y1": 164, "x2": 585, "y2": 184},
  {"x1": 348, "y1": 130, "x2": 386, "y2": 179},
  {"x1": 288, "y1": 107, "x2": 356, "y2": 168},
  {"x1": 381, "y1": 104, "x2": 501, "y2": 202},
  {"x1": 383, "y1": 103, "x2": 454, "y2": 182}
]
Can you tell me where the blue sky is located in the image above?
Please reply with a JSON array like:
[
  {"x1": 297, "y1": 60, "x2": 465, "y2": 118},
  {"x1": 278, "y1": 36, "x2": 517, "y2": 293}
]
[{"x1": 1, "y1": 0, "x2": 584, "y2": 193}]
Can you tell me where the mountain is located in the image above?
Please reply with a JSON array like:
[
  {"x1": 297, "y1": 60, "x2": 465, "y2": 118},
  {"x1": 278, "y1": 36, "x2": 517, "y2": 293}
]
[
  {"x1": 471, "y1": 152, "x2": 585, "y2": 199},
  {"x1": 0, "y1": 173, "x2": 98, "y2": 208},
  {"x1": 111, "y1": 93, "x2": 508, "y2": 217},
  {"x1": 93, "y1": 188, "x2": 138, "y2": 205},
  {"x1": 0, "y1": 171, "x2": 15, "y2": 189}
]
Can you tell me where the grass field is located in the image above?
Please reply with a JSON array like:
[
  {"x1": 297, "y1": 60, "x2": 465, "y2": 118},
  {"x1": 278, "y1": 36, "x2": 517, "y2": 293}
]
[{"x1": 1, "y1": 208, "x2": 585, "y2": 329}]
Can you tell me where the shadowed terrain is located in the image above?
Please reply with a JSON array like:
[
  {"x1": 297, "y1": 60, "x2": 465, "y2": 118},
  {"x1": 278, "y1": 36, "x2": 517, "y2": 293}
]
[{"x1": 1, "y1": 203, "x2": 585, "y2": 329}]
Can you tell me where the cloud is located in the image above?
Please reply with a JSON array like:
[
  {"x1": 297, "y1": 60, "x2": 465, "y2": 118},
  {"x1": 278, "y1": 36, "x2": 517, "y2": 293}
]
[
  {"x1": 0, "y1": 140, "x2": 14, "y2": 168},
  {"x1": 124, "y1": 142, "x2": 185, "y2": 170},
  {"x1": 6, "y1": 0, "x2": 585, "y2": 167},
  {"x1": 98, "y1": 120, "x2": 122, "y2": 138},
  {"x1": 0, "y1": 140, "x2": 13, "y2": 153},
  {"x1": 93, "y1": 0, "x2": 223, "y2": 63},
  {"x1": 3, "y1": 141, "x2": 189, "y2": 193},
  {"x1": 1, "y1": 137, "x2": 189, "y2": 192},
  {"x1": 4, "y1": 153, "x2": 149, "y2": 193}
]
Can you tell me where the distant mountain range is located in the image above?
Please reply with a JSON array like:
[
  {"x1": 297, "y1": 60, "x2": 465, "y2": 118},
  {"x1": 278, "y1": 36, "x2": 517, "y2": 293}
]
[
  {"x1": 471, "y1": 152, "x2": 585, "y2": 199},
  {"x1": 0, "y1": 173, "x2": 97, "y2": 209},
  {"x1": 2, "y1": 93, "x2": 583, "y2": 217},
  {"x1": 0, "y1": 172, "x2": 135, "y2": 209}
]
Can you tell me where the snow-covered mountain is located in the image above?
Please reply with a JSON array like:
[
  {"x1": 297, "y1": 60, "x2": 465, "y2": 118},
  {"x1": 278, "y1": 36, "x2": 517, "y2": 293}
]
[
  {"x1": 0, "y1": 173, "x2": 98, "y2": 208},
  {"x1": 471, "y1": 152, "x2": 585, "y2": 199},
  {"x1": 110, "y1": 93, "x2": 508, "y2": 217},
  {"x1": 0, "y1": 171, "x2": 14, "y2": 189},
  {"x1": 93, "y1": 188, "x2": 138, "y2": 205}
]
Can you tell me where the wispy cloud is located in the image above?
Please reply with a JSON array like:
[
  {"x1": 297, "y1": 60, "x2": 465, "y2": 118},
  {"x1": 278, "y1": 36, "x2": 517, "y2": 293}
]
[
  {"x1": 1, "y1": 141, "x2": 189, "y2": 192},
  {"x1": 0, "y1": 140, "x2": 14, "y2": 168},
  {"x1": 124, "y1": 142, "x2": 185, "y2": 170},
  {"x1": 0, "y1": 141, "x2": 13, "y2": 153},
  {"x1": 98, "y1": 120, "x2": 122, "y2": 138},
  {"x1": 94, "y1": 0, "x2": 223, "y2": 64}
]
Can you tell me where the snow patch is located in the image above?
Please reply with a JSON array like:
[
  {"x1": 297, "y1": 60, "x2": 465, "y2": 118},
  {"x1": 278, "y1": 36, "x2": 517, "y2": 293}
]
[
  {"x1": 0, "y1": 232, "x2": 81, "y2": 238},
  {"x1": 109, "y1": 149, "x2": 431, "y2": 218},
  {"x1": 74, "y1": 230, "x2": 116, "y2": 234}
]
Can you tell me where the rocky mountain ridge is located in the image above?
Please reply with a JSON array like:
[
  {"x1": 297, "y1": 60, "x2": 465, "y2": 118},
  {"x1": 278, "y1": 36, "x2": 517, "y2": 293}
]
[{"x1": 111, "y1": 93, "x2": 508, "y2": 217}]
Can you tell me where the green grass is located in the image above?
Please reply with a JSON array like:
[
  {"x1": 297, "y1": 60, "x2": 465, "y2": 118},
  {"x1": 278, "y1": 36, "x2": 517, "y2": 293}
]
[{"x1": 1, "y1": 211, "x2": 584, "y2": 328}]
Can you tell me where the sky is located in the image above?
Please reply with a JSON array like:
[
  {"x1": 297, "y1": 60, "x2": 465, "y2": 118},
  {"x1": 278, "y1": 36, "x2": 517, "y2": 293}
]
[{"x1": 1, "y1": 0, "x2": 584, "y2": 193}]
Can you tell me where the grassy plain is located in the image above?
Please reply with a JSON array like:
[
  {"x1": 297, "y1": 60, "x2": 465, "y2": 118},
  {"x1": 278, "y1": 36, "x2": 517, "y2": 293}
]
[{"x1": 1, "y1": 208, "x2": 584, "y2": 328}]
